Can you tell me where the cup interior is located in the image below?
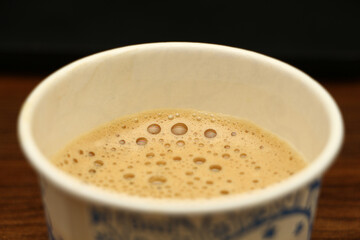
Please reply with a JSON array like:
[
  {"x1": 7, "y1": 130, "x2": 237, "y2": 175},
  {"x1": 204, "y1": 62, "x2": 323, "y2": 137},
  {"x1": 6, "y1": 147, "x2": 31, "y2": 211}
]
[
  {"x1": 31, "y1": 43, "x2": 329, "y2": 161},
  {"x1": 19, "y1": 42, "x2": 343, "y2": 212}
]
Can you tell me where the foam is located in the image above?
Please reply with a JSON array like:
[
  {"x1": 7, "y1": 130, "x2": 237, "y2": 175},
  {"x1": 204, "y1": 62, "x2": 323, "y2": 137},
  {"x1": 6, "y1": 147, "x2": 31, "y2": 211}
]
[{"x1": 51, "y1": 109, "x2": 307, "y2": 199}]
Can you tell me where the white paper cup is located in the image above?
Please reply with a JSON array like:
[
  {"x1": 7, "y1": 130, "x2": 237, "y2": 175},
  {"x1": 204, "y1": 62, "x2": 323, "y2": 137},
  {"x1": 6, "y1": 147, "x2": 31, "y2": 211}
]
[{"x1": 18, "y1": 42, "x2": 343, "y2": 240}]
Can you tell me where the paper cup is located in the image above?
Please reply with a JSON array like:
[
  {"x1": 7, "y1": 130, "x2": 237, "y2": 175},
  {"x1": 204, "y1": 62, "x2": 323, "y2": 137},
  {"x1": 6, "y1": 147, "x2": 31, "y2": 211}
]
[{"x1": 18, "y1": 42, "x2": 343, "y2": 240}]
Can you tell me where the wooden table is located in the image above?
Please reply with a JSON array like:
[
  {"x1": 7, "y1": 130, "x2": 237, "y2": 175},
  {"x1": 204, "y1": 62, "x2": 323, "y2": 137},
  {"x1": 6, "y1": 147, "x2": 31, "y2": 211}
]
[{"x1": 0, "y1": 74, "x2": 359, "y2": 239}]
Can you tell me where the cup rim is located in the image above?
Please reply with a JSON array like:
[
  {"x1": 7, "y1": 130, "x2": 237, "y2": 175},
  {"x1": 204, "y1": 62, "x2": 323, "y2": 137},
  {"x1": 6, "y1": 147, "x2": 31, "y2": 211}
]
[{"x1": 18, "y1": 42, "x2": 344, "y2": 214}]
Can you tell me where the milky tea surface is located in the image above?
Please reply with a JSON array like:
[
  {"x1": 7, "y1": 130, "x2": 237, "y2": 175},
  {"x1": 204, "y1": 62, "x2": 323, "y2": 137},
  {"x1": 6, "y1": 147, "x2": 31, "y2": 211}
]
[{"x1": 52, "y1": 109, "x2": 307, "y2": 199}]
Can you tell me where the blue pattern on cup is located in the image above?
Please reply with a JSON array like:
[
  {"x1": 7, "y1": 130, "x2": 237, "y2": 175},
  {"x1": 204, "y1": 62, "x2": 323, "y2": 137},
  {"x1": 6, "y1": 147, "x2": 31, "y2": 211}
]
[{"x1": 87, "y1": 179, "x2": 321, "y2": 240}]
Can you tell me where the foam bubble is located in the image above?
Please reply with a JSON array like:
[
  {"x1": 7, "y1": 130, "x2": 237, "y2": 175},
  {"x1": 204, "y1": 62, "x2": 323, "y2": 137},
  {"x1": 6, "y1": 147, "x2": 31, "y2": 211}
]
[
  {"x1": 156, "y1": 161, "x2": 166, "y2": 166},
  {"x1": 173, "y1": 156, "x2": 182, "y2": 161},
  {"x1": 147, "y1": 124, "x2": 161, "y2": 134},
  {"x1": 124, "y1": 173, "x2": 135, "y2": 180},
  {"x1": 94, "y1": 160, "x2": 104, "y2": 166},
  {"x1": 193, "y1": 157, "x2": 206, "y2": 164},
  {"x1": 210, "y1": 165, "x2": 222, "y2": 172},
  {"x1": 146, "y1": 153, "x2": 155, "y2": 158},
  {"x1": 222, "y1": 153, "x2": 230, "y2": 159},
  {"x1": 119, "y1": 140, "x2": 126, "y2": 145},
  {"x1": 149, "y1": 176, "x2": 166, "y2": 185},
  {"x1": 220, "y1": 190, "x2": 229, "y2": 195},
  {"x1": 89, "y1": 152, "x2": 95, "y2": 157},
  {"x1": 171, "y1": 123, "x2": 188, "y2": 135},
  {"x1": 136, "y1": 137, "x2": 148, "y2": 145},
  {"x1": 204, "y1": 129, "x2": 217, "y2": 138},
  {"x1": 176, "y1": 140, "x2": 185, "y2": 146}
]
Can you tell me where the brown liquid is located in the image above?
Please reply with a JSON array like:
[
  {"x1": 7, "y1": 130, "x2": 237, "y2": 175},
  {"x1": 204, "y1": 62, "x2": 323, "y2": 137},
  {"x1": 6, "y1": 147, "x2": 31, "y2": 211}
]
[{"x1": 51, "y1": 109, "x2": 307, "y2": 199}]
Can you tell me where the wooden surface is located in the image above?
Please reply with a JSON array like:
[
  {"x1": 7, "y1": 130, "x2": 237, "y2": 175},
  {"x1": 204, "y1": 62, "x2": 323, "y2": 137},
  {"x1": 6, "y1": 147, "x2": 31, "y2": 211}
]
[{"x1": 0, "y1": 74, "x2": 359, "y2": 239}]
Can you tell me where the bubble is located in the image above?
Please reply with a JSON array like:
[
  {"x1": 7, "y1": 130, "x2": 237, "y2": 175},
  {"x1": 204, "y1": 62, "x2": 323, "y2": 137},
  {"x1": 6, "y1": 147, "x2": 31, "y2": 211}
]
[
  {"x1": 94, "y1": 160, "x2": 104, "y2": 167},
  {"x1": 168, "y1": 115, "x2": 174, "y2": 120},
  {"x1": 211, "y1": 118, "x2": 215, "y2": 123},
  {"x1": 145, "y1": 161, "x2": 151, "y2": 166},
  {"x1": 124, "y1": 173, "x2": 135, "y2": 180},
  {"x1": 176, "y1": 140, "x2": 185, "y2": 146},
  {"x1": 111, "y1": 147, "x2": 116, "y2": 151},
  {"x1": 186, "y1": 171, "x2": 193, "y2": 176},
  {"x1": 253, "y1": 179, "x2": 259, "y2": 184},
  {"x1": 173, "y1": 156, "x2": 182, "y2": 161},
  {"x1": 119, "y1": 140, "x2": 126, "y2": 145},
  {"x1": 122, "y1": 125, "x2": 127, "y2": 129},
  {"x1": 175, "y1": 113, "x2": 180, "y2": 117},
  {"x1": 136, "y1": 137, "x2": 148, "y2": 145},
  {"x1": 204, "y1": 129, "x2": 217, "y2": 138},
  {"x1": 146, "y1": 153, "x2": 155, "y2": 158},
  {"x1": 210, "y1": 165, "x2": 222, "y2": 172},
  {"x1": 234, "y1": 149, "x2": 240, "y2": 153},
  {"x1": 227, "y1": 179, "x2": 232, "y2": 183},
  {"x1": 156, "y1": 161, "x2": 166, "y2": 166},
  {"x1": 164, "y1": 143, "x2": 171, "y2": 148},
  {"x1": 149, "y1": 176, "x2": 167, "y2": 185},
  {"x1": 220, "y1": 190, "x2": 229, "y2": 195},
  {"x1": 199, "y1": 143, "x2": 204, "y2": 147},
  {"x1": 240, "y1": 153, "x2": 247, "y2": 158},
  {"x1": 260, "y1": 145, "x2": 264, "y2": 149},
  {"x1": 147, "y1": 124, "x2": 161, "y2": 134},
  {"x1": 193, "y1": 157, "x2": 206, "y2": 165},
  {"x1": 231, "y1": 132, "x2": 237, "y2": 136},
  {"x1": 73, "y1": 158, "x2": 78, "y2": 163},
  {"x1": 89, "y1": 169, "x2": 96, "y2": 174},
  {"x1": 196, "y1": 116, "x2": 201, "y2": 121},
  {"x1": 171, "y1": 123, "x2": 188, "y2": 135},
  {"x1": 255, "y1": 166, "x2": 261, "y2": 170},
  {"x1": 89, "y1": 152, "x2": 95, "y2": 157},
  {"x1": 224, "y1": 145, "x2": 230, "y2": 149},
  {"x1": 222, "y1": 153, "x2": 230, "y2": 159},
  {"x1": 78, "y1": 150, "x2": 84, "y2": 155},
  {"x1": 134, "y1": 118, "x2": 139, "y2": 123},
  {"x1": 206, "y1": 180, "x2": 213, "y2": 185}
]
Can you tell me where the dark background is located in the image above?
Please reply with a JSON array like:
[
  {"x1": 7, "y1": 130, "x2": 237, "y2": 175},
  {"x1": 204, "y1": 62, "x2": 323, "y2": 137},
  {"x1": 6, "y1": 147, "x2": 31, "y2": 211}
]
[
  {"x1": 1, "y1": 0, "x2": 360, "y2": 77},
  {"x1": 1, "y1": 1, "x2": 360, "y2": 239}
]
